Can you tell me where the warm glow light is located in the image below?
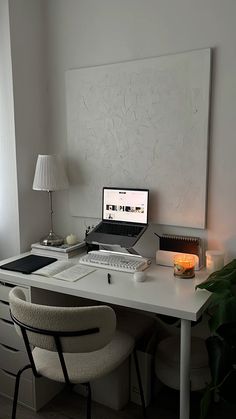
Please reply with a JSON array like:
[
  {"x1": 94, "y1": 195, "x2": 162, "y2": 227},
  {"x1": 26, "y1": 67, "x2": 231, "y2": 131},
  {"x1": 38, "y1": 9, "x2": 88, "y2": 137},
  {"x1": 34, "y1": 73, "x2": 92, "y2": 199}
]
[{"x1": 174, "y1": 254, "x2": 195, "y2": 278}]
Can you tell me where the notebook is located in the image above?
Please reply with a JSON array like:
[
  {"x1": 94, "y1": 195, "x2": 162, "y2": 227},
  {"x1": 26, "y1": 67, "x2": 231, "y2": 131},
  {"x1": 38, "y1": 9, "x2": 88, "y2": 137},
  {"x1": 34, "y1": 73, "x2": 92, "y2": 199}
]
[
  {"x1": 86, "y1": 187, "x2": 149, "y2": 248},
  {"x1": 0, "y1": 255, "x2": 57, "y2": 275}
]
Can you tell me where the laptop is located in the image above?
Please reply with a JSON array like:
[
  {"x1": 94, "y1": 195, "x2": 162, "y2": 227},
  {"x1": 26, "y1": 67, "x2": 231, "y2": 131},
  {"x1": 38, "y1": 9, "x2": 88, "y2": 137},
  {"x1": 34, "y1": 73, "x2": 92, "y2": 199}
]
[{"x1": 86, "y1": 187, "x2": 149, "y2": 248}]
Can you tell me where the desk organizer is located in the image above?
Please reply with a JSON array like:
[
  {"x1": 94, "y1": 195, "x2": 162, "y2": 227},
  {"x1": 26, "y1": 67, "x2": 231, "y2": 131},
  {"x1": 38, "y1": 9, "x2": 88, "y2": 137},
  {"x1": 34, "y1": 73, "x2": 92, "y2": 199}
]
[{"x1": 156, "y1": 234, "x2": 204, "y2": 270}]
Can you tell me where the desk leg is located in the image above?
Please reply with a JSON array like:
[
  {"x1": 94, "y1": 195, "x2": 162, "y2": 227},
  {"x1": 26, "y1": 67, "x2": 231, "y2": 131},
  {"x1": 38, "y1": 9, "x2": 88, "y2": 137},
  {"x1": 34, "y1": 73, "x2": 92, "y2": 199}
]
[{"x1": 180, "y1": 319, "x2": 191, "y2": 419}]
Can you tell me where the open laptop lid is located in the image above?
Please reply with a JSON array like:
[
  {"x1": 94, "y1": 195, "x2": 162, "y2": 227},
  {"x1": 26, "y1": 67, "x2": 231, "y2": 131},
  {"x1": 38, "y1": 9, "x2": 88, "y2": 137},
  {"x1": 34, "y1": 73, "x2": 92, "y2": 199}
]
[{"x1": 102, "y1": 187, "x2": 149, "y2": 225}]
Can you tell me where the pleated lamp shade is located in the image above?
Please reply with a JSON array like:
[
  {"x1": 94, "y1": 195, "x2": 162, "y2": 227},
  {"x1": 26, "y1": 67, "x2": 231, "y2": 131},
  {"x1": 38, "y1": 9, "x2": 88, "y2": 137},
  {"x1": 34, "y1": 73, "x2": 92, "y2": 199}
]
[{"x1": 33, "y1": 155, "x2": 69, "y2": 191}]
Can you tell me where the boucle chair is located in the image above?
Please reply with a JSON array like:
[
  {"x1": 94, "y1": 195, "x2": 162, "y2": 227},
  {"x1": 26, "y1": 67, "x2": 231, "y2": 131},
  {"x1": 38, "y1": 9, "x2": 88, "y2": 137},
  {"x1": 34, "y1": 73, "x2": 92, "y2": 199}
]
[
  {"x1": 154, "y1": 313, "x2": 211, "y2": 392},
  {"x1": 9, "y1": 287, "x2": 146, "y2": 419},
  {"x1": 155, "y1": 335, "x2": 211, "y2": 392}
]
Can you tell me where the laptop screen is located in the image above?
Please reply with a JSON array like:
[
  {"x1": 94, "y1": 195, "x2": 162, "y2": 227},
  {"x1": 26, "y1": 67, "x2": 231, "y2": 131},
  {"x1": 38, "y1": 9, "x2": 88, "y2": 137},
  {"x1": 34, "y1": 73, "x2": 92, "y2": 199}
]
[{"x1": 102, "y1": 188, "x2": 149, "y2": 224}]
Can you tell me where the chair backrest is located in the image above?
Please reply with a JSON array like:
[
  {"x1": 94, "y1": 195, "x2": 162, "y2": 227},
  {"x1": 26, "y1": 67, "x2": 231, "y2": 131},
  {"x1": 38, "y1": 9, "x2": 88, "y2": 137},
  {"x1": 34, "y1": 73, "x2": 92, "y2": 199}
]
[{"x1": 9, "y1": 287, "x2": 116, "y2": 353}]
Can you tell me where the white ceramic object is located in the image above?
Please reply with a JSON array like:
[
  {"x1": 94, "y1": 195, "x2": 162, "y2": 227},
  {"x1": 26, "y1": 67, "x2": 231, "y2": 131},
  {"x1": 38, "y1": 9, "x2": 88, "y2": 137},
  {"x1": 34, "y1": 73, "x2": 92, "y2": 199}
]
[
  {"x1": 66, "y1": 234, "x2": 78, "y2": 245},
  {"x1": 133, "y1": 271, "x2": 147, "y2": 282}
]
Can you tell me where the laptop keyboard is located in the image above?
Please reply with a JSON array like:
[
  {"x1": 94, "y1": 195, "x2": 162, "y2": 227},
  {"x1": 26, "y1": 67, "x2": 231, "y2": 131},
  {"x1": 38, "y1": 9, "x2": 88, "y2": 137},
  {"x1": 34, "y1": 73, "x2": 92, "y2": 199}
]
[{"x1": 96, "y1": 223, "x2": 143, "y2": 237}]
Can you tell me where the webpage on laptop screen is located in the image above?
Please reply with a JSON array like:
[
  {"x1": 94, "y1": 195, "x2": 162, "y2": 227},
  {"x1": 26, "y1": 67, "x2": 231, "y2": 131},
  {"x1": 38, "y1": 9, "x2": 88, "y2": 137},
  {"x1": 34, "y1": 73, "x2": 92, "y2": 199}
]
[{"x1": 103, "y1": 189, "x2": 148, "y2": 223}]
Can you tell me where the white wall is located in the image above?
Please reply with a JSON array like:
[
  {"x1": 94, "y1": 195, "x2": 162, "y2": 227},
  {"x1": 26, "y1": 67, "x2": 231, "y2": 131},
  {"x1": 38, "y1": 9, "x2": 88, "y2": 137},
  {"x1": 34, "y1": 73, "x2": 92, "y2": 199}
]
[
  {"x1": 0, "y1": 0, "x2": 52, "y2": 259},
  {"x1": 7, "y1": 0, "x2": 50, "y2": 252},
  {"x1": 44, "y1": 0, "x2": 236, "y2": 261},
  {"x1": 0, "y1": 0, "x2": 20, "y2": 259},
  {"x1": 2, "y1": 1, "x2": 236, "y2": 261}
]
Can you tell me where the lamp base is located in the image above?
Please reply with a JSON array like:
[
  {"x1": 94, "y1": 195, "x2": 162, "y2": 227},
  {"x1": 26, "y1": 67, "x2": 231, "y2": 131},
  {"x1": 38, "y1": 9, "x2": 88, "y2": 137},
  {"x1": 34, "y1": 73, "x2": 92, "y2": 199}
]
[{"x1": 40, "y1": 231, "x2": 64, "y2": 247}]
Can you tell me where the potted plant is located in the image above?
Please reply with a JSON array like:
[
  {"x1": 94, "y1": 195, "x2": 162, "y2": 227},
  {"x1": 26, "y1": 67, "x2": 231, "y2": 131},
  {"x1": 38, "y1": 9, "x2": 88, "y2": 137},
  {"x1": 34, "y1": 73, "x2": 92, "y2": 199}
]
[{"x1": 196, "y1": 260, "x2": 236, "y2": 418}]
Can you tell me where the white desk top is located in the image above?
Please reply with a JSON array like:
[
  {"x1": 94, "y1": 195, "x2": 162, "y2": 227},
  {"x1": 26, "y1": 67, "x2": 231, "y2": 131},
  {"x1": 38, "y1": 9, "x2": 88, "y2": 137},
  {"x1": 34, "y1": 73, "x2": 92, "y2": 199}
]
[{"x1": 0, "y1": 253, "x2": 211, "y2": 321}]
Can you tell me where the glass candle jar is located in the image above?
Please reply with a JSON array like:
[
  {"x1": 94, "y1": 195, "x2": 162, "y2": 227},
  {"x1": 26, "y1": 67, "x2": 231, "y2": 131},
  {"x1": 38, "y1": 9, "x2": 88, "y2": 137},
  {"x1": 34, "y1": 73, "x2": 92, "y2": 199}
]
[
  {"x1": 205, "y1": 250, "x2": 224, "y2": 274},
  {"x1": 174, "y1": 254, "x2": 195, "y2": 279}
]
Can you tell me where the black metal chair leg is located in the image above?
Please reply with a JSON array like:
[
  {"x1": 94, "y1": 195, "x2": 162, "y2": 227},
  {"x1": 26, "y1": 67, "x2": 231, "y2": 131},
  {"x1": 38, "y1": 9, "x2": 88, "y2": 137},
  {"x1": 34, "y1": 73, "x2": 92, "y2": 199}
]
[
  {"x1": 133, "y1": 350, "x2": 146, "y2": 418},
  {"x1": 12, "y1": 365, "x2": 32, "y2": 419},
  {"x1": 86, "y1": 382, "x2": 92, "y2": 419}
]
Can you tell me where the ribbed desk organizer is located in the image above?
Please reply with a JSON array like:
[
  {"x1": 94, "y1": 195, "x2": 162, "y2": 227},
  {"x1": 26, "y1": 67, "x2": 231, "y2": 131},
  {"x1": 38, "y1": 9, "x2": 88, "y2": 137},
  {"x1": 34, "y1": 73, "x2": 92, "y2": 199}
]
[{"x1": 157, "y1": 234, "x2": 204, "y2": 269}]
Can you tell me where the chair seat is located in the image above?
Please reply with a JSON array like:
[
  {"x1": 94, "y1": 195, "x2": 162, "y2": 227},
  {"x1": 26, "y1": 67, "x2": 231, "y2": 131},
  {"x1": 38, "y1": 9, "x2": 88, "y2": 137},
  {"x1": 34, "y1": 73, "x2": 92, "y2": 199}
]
[
  {"x1": 155, "y1": 336, "x2": 211, "y2": 391},
  {"x1": 33, "y1": 330, "x2": 134, "y2": 384}
]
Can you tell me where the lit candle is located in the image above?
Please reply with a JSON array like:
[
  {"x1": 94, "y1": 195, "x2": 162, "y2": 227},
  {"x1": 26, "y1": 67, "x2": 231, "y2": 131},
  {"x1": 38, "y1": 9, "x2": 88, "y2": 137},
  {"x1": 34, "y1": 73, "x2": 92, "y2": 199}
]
[{"x1": 174, "y1": 254, "x2": 195, "y2": 279}]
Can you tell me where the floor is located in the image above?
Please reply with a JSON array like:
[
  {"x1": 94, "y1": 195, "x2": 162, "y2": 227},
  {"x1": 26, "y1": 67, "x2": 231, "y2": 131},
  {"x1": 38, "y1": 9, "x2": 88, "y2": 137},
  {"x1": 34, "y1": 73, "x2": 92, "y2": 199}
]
[{"x1": 0, "y1": 386, "x2": 235, "y2": 419}]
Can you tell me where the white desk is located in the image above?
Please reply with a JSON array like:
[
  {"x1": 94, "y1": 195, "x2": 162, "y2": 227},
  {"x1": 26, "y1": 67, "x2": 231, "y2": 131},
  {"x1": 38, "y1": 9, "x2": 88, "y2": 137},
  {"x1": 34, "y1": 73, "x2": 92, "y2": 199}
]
[{"x1": 0, "y1": 255, "x2": 211, "y2": 419}]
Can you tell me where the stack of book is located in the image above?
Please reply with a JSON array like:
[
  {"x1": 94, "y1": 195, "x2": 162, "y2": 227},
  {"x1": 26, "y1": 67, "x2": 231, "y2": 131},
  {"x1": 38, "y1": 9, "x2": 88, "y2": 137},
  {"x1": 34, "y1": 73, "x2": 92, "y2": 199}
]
[{"x1": 31, "y1": 241, "x2": 86, "y2": 260}]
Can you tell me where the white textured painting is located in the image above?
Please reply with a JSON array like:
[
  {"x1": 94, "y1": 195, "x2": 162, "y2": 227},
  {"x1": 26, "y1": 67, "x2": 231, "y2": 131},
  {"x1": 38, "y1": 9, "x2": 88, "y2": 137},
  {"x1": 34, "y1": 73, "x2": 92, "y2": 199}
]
[{"x1": 65, "y1": 48, "x2": 211, "y2": 228}]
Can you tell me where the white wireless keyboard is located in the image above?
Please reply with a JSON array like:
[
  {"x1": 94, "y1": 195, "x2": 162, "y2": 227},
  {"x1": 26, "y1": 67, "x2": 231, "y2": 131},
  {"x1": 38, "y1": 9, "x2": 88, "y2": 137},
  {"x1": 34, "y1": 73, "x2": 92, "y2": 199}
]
[{"x1": 79, "y1": 251, "x2": 150, "y2": 273}]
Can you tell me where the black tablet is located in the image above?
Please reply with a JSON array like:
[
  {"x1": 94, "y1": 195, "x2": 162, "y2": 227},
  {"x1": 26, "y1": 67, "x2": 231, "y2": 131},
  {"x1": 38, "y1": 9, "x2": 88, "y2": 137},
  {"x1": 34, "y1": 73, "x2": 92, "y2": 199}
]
[{"x1": 0, "y1": 255, "x2": 57, "y2": 274}]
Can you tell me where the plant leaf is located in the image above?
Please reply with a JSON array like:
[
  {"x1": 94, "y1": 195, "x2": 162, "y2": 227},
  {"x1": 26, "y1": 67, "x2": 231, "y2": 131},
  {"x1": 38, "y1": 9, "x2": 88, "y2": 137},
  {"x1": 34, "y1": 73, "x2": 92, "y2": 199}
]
[
  {"x1": 199, "y1": 384, "x2": 213, "y2": 419},
  {"x1": 219, "y1": 370, "x2": 236, "y2": 403},
  {"x1": 206, "y1": 336, "x2": 228, "y2": 386},
  {"x1": 208, "y1": 289, "x2": 232, "y2": 308},
  {"x1": 217, "y1": 321, "x2": 236, "y2": 345},
  {"x1": 197, "y1": 278, "x2": 232, "y2": 293},
  {"x1": 207, "y1": 259, "x2": 236, "y2": 282},
  {"x1": 196, "y1": 259, "x2": 236, "y2": 293},
  {"x1": 209, "y1": 296, "x2": 236, "y2": 333}
]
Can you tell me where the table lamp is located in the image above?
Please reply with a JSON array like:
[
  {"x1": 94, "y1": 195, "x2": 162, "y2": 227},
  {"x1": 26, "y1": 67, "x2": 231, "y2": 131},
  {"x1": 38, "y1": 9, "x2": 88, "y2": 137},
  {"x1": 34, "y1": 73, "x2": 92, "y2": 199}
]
[{"x1": 33, "y1": 154, "x2": 69, "y2": 246}]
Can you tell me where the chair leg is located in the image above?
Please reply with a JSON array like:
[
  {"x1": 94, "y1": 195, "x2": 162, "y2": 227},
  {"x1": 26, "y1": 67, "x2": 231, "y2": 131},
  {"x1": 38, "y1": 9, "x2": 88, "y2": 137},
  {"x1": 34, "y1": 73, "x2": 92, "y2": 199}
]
[
  {"x1": 133, "y1": 349, "x2": 146, "y2": 418},
  {"x1": 12, "y1": 365, "x2": 32, "y2": 419},
  {"x1": 85, "y1": 382, "x2": 92, "y2": 419}
]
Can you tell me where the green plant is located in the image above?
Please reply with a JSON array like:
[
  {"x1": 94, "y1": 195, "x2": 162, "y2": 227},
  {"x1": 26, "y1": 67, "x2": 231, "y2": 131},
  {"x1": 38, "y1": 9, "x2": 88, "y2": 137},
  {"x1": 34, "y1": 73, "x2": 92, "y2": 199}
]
[{"x1": 196, "y1": 260, "x2": 236, "y2": 418}]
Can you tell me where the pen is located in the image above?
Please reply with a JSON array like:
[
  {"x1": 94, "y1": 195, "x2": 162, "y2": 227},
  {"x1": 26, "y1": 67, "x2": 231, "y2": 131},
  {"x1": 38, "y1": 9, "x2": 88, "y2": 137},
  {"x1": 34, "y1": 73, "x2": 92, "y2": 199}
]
[{"x1": 107, "y1": 273, "x2": 111, "y2": 284}]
